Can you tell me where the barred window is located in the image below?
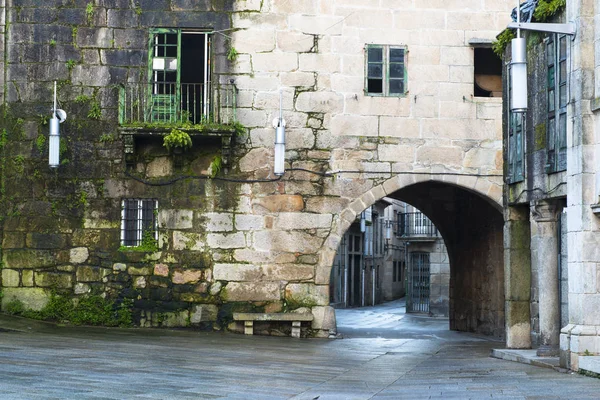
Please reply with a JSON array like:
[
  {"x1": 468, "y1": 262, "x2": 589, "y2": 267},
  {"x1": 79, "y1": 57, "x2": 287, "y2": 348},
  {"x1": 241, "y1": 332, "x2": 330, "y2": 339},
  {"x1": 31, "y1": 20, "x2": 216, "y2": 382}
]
[{"x1": 121, "y1": 199, "x2": 158, "y2": 246}]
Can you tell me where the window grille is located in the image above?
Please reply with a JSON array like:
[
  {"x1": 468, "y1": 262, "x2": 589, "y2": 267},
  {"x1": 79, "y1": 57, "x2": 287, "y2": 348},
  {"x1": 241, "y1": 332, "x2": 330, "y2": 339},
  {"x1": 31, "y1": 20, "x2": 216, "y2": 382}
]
[{"x1": 121, "y1": 199, "x2": 158, "y2": 246}]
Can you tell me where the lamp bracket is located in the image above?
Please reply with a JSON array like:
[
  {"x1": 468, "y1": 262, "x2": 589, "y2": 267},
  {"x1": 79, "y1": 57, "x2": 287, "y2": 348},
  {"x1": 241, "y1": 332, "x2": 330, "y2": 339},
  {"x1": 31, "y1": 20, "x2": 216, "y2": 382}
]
[{"x1": 507, "y1": 22, "x2": 576, "y2": 38}]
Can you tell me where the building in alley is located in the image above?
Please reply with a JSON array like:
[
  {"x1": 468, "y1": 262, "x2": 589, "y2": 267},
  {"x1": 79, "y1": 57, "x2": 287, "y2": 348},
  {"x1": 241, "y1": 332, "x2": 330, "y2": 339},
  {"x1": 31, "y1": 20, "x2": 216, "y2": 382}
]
[
  {"x1": 500, "y1": 0, "x2": 600, "y2": 373},
  {"x1": 0, "y1": 1, "x2": 512, "y2": 339},
  {"x1": 330, "y1": 199, "x2": 450, "y2": 317}
]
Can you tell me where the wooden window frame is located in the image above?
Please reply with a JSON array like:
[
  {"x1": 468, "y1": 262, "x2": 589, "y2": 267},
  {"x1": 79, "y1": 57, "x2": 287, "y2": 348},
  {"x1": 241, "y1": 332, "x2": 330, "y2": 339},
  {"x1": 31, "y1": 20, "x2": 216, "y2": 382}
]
[
  {"x1": 546, "y1": 34, "x2": 568, "y2": 173},
  {"x1": 365, "y1": 44, "x2": 408, "y2": 97}
]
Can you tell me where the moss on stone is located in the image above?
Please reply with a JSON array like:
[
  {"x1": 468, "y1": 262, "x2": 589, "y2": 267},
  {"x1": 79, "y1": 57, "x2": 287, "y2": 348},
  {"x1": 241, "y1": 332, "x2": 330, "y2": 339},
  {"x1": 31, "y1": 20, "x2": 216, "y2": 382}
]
[{"x1": 534, "y1": 122, "x2": 546, "y2": 150}]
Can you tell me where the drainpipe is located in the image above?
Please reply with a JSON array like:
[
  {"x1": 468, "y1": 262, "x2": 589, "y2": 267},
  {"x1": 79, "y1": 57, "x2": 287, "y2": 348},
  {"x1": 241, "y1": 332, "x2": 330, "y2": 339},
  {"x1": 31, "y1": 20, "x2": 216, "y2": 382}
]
[{"x1": 372, "y1": 266, "x2": 376, "y2": 306}]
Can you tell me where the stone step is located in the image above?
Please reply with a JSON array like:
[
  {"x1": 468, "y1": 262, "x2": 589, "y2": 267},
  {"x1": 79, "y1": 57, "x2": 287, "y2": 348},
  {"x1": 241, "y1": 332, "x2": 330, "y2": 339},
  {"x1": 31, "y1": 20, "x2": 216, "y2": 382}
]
[
  {"x1": 579, "y1": 356, "x2": 600, "y2": 377},
  {"x1": 490, "y1": 348, "x2": 560, "y2": 370}
]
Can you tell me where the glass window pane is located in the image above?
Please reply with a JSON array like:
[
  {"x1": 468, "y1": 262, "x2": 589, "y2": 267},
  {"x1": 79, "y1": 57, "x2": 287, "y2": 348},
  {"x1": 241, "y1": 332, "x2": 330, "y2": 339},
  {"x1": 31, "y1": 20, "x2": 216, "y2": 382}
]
[
  {"x1": 559, "y1": 36, "x2": 567, "y2": 59},
  {"x1": 559, "y1": 85, "x2": 567, "y2": 108},
  {"x1": 548, "y1": 89, "x2": 555, "y2": 112},
  {"x1": 389, "y1": 79, "x2": 404, "y2": 94},
  {"x1": 559, "y1": 60, "x2": 566, "y2": 84},
  {"x1": 559, "y1": 113, "x2": 567, "y2": 148},
  {"x1": 166, "y1": 33, "x2": 177, "y2": 45},
  {"x1": 165, "y1": 45, "x2": 177, "y2": 58},
  {"x1": 368, "y1": 64, "x2": 383, "y2": 78},
  {"x1": 389, "y1": 63, "x2": 404, "y2": 78},
  {"x1": 548, "y1": 65, "x2": 555, "y2": 87},
  {"x1": 547, "y1": 41, "x2": 554, "y2": 64},
  {"x1": 368, "y1": 79, "x2": 383, "y2": 94},
  {"x1": 368, "y1": 47, "x2": 383, "y2": 62},
  {"x1": 548, "y1": 116, "x2": 556, "y2": 150},
  {"x1": 390, "y1": 48, "x2": 404, "y2": 63}
]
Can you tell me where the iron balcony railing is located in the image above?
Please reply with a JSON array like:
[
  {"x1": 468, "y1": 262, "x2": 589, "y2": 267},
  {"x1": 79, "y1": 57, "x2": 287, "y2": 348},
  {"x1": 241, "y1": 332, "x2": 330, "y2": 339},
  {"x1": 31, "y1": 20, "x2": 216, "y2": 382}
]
[
  {"x1": 118, "y1": 82, "x2": 236, "y2": 126},
  {"x1": 396, "y1": 212, "x2": 439, "y2": 239}
]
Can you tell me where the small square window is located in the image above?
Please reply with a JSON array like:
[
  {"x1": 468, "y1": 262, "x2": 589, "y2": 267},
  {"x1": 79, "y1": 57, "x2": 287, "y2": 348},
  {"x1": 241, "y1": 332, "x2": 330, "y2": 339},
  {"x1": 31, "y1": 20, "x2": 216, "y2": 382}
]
[
  {"x1": 365, "y1": 44, "x2": 407, "y2": 97},
  {"x1": 121, "y1": 199, "x2": 158, "y2": 247}
]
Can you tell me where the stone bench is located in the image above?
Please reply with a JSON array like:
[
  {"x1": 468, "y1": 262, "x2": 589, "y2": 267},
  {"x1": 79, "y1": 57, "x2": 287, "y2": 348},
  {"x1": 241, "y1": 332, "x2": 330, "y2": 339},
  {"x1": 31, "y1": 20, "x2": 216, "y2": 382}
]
[{"x1": 233, "y1": 312, "x2": 314, "y2": 338}]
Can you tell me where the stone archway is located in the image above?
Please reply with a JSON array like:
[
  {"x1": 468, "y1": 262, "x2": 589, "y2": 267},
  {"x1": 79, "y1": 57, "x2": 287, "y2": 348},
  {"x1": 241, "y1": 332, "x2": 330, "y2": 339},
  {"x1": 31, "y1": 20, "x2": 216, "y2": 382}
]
[{"x1": 317, "y1": 174, "x2": 504, "y2": 337}]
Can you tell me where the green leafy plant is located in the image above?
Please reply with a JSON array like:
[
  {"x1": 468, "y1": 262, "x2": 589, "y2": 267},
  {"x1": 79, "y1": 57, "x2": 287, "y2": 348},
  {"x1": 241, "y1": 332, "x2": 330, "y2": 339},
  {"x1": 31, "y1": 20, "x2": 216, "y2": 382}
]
[
  {"x1": 75, "y1": 94, "x2": 90, "y2": 103},
  {"x1": 134, "y1": 2, "x2": 142, "y2": 15},
  {"x1": 492, "y1": 29, "x2": 516, "y2": 58},
  {"x1": 208, "y1": 155, "x2": 222, "y2": 178},
  {"x1": 72, "y1": 26, "x2": 78, "y2": 46},
  {"x1": 35, "y1": 134, "x2": 46, "y2": 153},
  {"x1": 534, "y1": 0, "x2": 566, "y2": 21},
  {"x1": 232, "y1": 121, "x2": 245, "y2": 136},
  {"x1": 49, "y1": 39, "x2": 56, "y2": 46},
  {"x1": 39, "y1": 114, "x2": 49, "y2": 126},
  {"x1": 99, "y1": 133, "x2": 116, "y2": 143},
  {"x1": 119, "y1": 229, "x2": 158, "y2": 252},
  {"x1": 66, "y1": 59, "x2": 77, "y2": 71},
  {"x1": 85, "y1": 2, "x2": 94, "y2": 24},
  {"x1": 88, "y1": 101, "x2": 102, "y2": 120},
  {"x1": 5, "y1": 299, "x2": 25, "y2": 315},
  {"x1": 163, "y1": 128, "x2": 192, "y2": 151},
  {"x1": 12, "y1": 155, "x2": 25, "y2": 174},
  {"x1": 227, "y1": 46, "x2": 239, "y2": 62}
]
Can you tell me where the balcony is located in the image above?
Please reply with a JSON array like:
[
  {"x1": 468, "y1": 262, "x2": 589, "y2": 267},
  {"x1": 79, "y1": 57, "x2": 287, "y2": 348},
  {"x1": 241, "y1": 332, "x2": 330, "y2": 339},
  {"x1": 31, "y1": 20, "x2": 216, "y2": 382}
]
[
  {"x1": 117, "y1": 82, "x2": 238, "y2": 164},
  {"x1": 396, "y1": 212, "x2": 439, "y2": 242}
]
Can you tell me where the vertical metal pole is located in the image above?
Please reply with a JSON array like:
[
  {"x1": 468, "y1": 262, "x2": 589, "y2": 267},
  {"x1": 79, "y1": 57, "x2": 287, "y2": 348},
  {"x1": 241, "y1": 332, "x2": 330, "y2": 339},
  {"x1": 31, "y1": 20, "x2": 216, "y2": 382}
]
[
  {"x1": 372, "y1": 267, "x2": 375, "y2": 306},
  {"x1": 344, "y1": 235, "x2": 348, "y2": 307},
  {"x1": 516, "y1": 0, "x2": 521, "y2": 39},
  {"x1": 203, "y1": 34, "x2": 209, "y2": 119}
]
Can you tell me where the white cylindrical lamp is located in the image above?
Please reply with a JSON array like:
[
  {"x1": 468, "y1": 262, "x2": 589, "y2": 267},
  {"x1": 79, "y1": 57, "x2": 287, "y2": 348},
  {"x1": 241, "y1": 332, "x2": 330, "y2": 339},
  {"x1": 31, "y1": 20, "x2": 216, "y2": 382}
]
[
  {"x1": 510, "y1": 37, "x2": 527, "y2": 113},
  {"x1": 273, "y1": 118, "x2": 286, "y2": 176},
  {"x1": 49, "y1": 115, "x2": 60, "y2": 168}
]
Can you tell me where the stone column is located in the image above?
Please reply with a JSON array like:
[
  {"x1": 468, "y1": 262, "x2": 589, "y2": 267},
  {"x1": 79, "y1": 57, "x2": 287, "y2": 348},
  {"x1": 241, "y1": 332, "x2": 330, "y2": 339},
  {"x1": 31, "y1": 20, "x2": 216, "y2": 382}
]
[
  {"x1": 531, "y1": 200, "x2": 561, "y2": 356},
  {"x1": 504, "y1": 206, "x2": 531, "y2": 349}
]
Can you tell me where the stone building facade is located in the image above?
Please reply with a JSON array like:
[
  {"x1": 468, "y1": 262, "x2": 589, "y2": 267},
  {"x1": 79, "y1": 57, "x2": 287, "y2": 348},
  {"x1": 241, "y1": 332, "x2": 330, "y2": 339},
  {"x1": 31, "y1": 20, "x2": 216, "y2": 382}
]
[
  {"x1": 502, "y1": 0, "x2": 600, "y2": 372},
  {"x1": 0, "y1": 1, "x2": 513, "y2": 338}
]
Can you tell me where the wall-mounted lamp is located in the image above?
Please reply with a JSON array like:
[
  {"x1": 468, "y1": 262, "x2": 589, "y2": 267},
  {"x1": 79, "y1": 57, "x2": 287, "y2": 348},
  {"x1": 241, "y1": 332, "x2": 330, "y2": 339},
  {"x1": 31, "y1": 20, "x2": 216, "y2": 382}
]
[
  {"x1": 49, "y1": 81, "x2": 67, "y2": 168},
  {"x1": 508, "y1": 1, "x2": 576, "y2": 113},
  {"x1": 360, "y1": 211, "x2": 366, "y2": 233},
  {"x1": 273, "y1": 90, "x2": 286, "y2": 176}
]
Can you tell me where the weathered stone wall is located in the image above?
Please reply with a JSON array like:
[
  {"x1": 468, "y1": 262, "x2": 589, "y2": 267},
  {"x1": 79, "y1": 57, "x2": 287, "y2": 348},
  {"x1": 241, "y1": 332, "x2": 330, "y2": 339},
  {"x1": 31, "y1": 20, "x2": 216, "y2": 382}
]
[{"x1": 1, "y1": 0, "x2": 513, "y2": 337}]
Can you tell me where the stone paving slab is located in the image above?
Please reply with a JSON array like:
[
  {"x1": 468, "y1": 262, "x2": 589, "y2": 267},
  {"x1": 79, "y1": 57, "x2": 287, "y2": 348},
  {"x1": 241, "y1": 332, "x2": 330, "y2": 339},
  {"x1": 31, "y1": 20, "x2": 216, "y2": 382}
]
[{"x1": 2, "y1": 310, "x2": 600, "y2": 399}]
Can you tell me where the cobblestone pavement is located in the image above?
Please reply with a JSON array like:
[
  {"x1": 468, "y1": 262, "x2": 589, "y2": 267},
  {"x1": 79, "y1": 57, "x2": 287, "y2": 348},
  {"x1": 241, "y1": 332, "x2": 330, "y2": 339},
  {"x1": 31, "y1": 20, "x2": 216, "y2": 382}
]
[{"x1": 1, "y1": 300, "x2": 600, "y2": 399}]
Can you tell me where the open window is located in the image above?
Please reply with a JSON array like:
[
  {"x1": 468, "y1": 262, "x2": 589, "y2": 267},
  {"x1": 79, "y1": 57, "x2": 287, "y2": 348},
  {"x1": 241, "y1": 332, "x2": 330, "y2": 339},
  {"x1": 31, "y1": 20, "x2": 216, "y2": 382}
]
[
  {"x1": 148, "y1": 29, "x2": 211, "y2": 124},
  {"x1": 473, "y1": 47, "x2": 502, "y2": 97}
]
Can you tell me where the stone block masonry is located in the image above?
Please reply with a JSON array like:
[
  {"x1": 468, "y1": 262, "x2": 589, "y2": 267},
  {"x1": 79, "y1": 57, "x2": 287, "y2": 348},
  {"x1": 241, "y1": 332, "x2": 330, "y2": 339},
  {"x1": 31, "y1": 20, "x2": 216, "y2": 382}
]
[{"x1": 0, "y1": 0, "x2": 513, "y2": 337}]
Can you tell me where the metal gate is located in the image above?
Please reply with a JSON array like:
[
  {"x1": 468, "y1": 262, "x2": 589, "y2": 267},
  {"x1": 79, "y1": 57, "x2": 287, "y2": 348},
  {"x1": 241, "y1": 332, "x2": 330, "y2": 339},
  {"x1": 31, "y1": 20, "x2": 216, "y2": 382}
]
[{"x1": 408, "y1": 252, "x2": 430, "y2": 313}]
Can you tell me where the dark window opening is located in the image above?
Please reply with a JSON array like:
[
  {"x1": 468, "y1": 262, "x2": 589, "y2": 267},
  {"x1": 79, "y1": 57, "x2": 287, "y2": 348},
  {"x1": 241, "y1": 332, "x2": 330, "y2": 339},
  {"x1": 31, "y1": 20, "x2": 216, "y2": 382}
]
[{"x1": 474, "y1": 47, "x2": 502, "y2": 97}]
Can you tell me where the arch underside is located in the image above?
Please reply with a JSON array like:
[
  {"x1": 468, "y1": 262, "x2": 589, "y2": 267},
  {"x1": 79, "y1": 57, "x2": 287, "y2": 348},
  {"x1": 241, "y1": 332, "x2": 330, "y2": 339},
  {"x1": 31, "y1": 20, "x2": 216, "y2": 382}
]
[{"x1": 325, "y1": 175, "x2": 505, "y2": 338}]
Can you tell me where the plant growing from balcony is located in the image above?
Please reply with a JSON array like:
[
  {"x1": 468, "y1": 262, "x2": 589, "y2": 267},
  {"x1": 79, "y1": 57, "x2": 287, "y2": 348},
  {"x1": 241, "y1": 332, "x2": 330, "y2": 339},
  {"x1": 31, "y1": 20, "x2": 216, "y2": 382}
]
[{"x1": 163, "y1": 128, "x2": 192, "y2": 152}]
